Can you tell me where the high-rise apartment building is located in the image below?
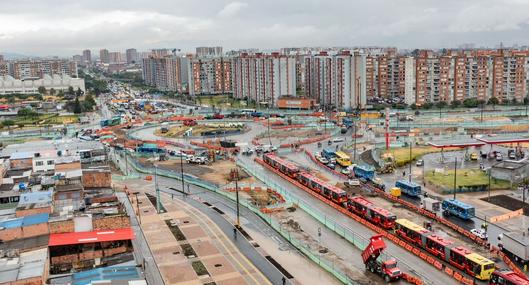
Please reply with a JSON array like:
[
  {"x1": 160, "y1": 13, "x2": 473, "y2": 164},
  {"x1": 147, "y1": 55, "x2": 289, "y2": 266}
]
[
  {"x1": 108, "y1": 52, "x2": 124, "y2": 64},
  {"x1": 0, "y1": 55, "x2": 5, "y2": 62},
  {"x1": 99, "y1": 49, "x2": 110, "y2": 64},
  {"x1": 304, "y1": 51, "x2": 366, "y2": 110},
  {"x1": 151, "y1": 49, "x2": 171, "y2": 58},
  {"x1": 232, "y1": 53, "x2": 296, "y2": 107},
  {"x1": 126, "y1": 48, "x2": 138, "y2": 64},
  {"x1": 188, "y1": 57, "x2": 231, "y2": 96},
  {"x1": 195, "y1": 47, "x2": 223, "y2": 57},
  {"x1": 142, "y1": 56, "x2": 186, "y2": 93},
  {"x1": 82, "y1": 49, "x2": 91, "y2": 65},
  {"x1": 5, "y1": 60, "x2": 78, "y2": 80}
]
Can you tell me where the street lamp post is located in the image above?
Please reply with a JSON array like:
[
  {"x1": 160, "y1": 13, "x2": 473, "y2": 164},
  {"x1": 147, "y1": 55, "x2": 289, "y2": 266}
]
[
  {"x1": 408, "y1": 131, "x2": 412, "y2": 183},
  {"x1": 154, "y1": 164, "x2": 161, "y2": 214},
  {"x1": 232, "y1": 168, "x2": 241, "y2": 227},
  {"x1": 453, "y1": 157, "x2": 458, "y2": 200},
  {"x1": 353, "y1": 121, "x2": 357, "y2": 163},
  {"x1": 133, "y1": 191, "x2": 141, "y2": 225}
]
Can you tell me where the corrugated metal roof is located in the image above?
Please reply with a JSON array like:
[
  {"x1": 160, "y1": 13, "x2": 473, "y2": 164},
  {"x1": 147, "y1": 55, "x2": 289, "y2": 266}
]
[
  {"x1": 49, "y1": 227, "x2": 135, "y2": 246},
  {"x1": 18, "y1": 190, "x2": 53, "y2": 205},
  {"x1": 9, "y1": 152, "x2": 33, "y2": 160},
  {"x1": 72, "y1": 266, "x2": 141, "y2": 285},
  {"x1": 0, "y1": 213, "x2": 49, "y2": 229}
]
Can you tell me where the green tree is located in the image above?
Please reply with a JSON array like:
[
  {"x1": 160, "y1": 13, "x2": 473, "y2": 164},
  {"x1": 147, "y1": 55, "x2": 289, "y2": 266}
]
[
  {"x1": 2, "y1": 120, "x2": 14, "y2": 130},
  {"x1": 17, "y1": 108, "x2": 38, "y2": 118},
  {"x1": 76, "y1": 87, "x2": 83, "y2": 97},
  {"x1": 410, "y1": 103, "x2": 417, "y2": 110},
  {"x1": 68, "y1": 86, "x2": 75, "y2": 95},
  {"x1": 511, "y1": 98, "x2": 518, "y2": 105},
  {"x1": 37, "y1": 86, "x2": 46, "y2": 95},
  {"x1": 73, "y1": 97, "x2": 82, "y2": 114},
  {"x1": 57, "y1": 90, "x2": 64, "y2": 97},
  {"x1": 422, "y1": 102, "x2": 433, "y2": 109},
  {"x1": 463, "y1": 98, "x2": 478, "y2": 108},
  {"x1": 49, "y1": 88, "x2": 56, "y2": 96},
  {"x1": 488, "y1": 97, "x2": 499, "y2": 109},
  {"x1": 436, "y1": 101, "x2": 447, "y2": 109},
  {"x1": 450, "y1": 100, "x2": 461, "y2": 108}
]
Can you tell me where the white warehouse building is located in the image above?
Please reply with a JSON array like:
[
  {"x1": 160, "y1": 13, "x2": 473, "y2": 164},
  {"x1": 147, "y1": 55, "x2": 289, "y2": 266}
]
[{"x1": 0, "y1": 74, "x2": 85, "y2": 94}]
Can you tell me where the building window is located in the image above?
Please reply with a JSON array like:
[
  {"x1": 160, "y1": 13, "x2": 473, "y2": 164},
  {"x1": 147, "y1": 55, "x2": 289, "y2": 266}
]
[
  {"x1": 35, "y1": 161, "x2": 44, "y2": 166},
  {"x1": 47, "y1": 160, "x2": 54, "y2": 165}
]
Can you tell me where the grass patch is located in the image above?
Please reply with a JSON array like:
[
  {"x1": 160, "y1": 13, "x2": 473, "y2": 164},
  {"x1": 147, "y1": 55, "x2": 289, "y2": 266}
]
[
  {"x1": 425, "y1": 169, "x2": 510, "y2": 190},
  {"x1": 164, "y1": 220, "x2": 187, "y2": 241},
  {"x1": 191, "y1": 261, "x2": 210, "y2": 276},
  {"x1": 181, "y1": 243, "x2": 197, "y2": 258},
  {"x1": 384, "y1": 146, "x2": 460, "y2": 167}
]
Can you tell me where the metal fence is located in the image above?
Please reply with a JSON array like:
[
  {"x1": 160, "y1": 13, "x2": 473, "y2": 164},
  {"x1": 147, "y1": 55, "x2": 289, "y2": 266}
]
[
  {"x1": 238, "y1": 160, "x2": 434, "y2": 285},
  {"x1": 117, "y1": 153, "x2": 361, "y2": 284}
]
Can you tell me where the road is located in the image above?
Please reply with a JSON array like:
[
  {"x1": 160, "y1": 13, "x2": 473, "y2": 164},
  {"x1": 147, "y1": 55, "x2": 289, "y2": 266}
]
[{"x1": 112, "y1": 151, "x2": 315, "y2": 284}]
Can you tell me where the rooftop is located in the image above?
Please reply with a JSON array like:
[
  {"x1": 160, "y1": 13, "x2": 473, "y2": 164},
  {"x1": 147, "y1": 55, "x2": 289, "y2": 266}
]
[
  {"x1": 0, "y1": 248, "x2": 47, "y2": 284},
  {"x1": 0, "y1": 213, "x2": 49, "y2": 229},
  {"x1": 72, "y1": 266, "x2": 143, "y2": 285},
  {"x1": 49, "y1": 228, "x2": 134, "y2": 246}
]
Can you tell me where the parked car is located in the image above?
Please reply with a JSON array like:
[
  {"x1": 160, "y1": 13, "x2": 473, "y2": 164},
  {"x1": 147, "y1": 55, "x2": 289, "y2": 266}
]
[
  {"x1": 470, "y1": 153, "x2": 478, "y2": 161},
  {"x1": 332, "y1": 137, "x2": 345, "y2": 143},
  {"x1": 416, "y1": 159, "x2": 424, "y2": 166},
  {"x1": 346, "y1": 179, "x2": 361, "y2": 186},
  {"x1": 317, "y1": 156, "x2": 329, "y2": 164},
  {"x1": 470, "y1": 228, "x2": 488, "y2": 240},
  {"x1": 242, "y1": 148, "x2": 254, "y2": 155},
  {"x1": 188, "y1": 156, "x2": 208, "y2": 164},
  {"x1": 327, "y1": 163, "x2": 336, "y2": 170},
  {"x1": 496, "y1": 153, "x2": 503, "y2": 161},
  {"x1": 341, "y1": 168, "x2": 351, "y2": 175}
]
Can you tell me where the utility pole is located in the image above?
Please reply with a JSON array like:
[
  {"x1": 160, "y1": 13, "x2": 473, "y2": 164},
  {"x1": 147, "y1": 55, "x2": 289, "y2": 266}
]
[
  {"x1": 408, "y1": 134, "x2": 412, "y2": 183},
  {"x1": 267, "y1": 115, "x2": 272, "y2": 146},
  {"x1": 231, "y1": 168, "x2": 240, "y2": 227},
  {"x1": 155, "y1": 164, "x2": 161, "y2": 213},
  {"x1": 353, "y1": 121, "x2": 358, "y2": 163},
  {"x1": 125, "y1": 150, "x2": 128, "y2": 176},
  {"x1": 453, "y1": 157, "x2": 457, "y2": 200},
  {"x1": 488, "y1": 167, "x2": 492, "y2": 202},
  {"x1": 180, "y1": 155, "x2": 185, "y2": 196}
]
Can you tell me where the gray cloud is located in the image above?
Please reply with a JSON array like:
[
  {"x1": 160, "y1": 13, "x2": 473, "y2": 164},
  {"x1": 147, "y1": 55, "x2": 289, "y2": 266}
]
[{"x1": 1, "y1": 0, "x2": 529, "y2": 56}]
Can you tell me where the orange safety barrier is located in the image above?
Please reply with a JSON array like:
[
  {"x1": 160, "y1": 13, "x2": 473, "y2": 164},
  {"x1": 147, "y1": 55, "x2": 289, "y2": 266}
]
[
  {"x1": 426, "y1": 256, "x2": 435, "y2": 265},
  {"x1": 453, "y1": 272, "x2": 463, "y2": 282},
  {"x1": 145, "y1": 175, "x2": 153, "y2": 181},
  {"x1": 445, "y1": 267, "x2": 453, "y2": 276},
  {"x1": 461, "y1": 278, "x2": 474, "y2": 285},
  {"x1": 256, "y1": 157, "x2": 488, "y2": 284},
  {"x1": 405, "y1": 244, "x2": 413, "y2": 251}
]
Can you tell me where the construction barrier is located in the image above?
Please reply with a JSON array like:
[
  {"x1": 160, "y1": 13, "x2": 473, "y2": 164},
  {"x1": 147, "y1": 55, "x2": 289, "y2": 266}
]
[
  {"x1": 254, "y1": 157, "x2": 499, "y2": 285},
  {"x1": 489, "y1": 208, "x2": 524, "y2": 222},
  {"x1": 278, "y1": 134, "x2": 330, "y2": 149}
]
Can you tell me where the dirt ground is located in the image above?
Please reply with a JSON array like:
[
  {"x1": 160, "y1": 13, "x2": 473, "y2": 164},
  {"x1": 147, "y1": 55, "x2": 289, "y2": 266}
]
[
  {"x1": 155, "y1": 124, "x2": 242, "y2": 138},
  {"x1": 256, "y1": 129, "x2": 322, "y2": 140},
  {"x1": 272, "y1": 211, "x2": 383, "y2": 285},
  {"x1": 368, "y1": 196, "x2": 490, "y2": 256},
  {"x1": 138, "y1": 157, "x2": 255, "y2": 185},
  {"x1": 482, "y1": 195, "x2": 529, "y2": 216}
]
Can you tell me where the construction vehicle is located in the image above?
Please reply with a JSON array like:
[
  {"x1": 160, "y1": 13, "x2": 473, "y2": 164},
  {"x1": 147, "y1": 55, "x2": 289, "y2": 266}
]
[
  {"x1": 378, "y1": 153, "x2": 395, "y2": 174},
  {"x1": 362, "y1": 234, "x2": 402, "y2": 282}
]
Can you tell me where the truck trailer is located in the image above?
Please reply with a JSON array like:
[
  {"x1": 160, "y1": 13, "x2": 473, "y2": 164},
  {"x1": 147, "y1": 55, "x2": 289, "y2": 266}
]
[{"x1": 501, "y1": 232, "x2": 529, "y2": 265}]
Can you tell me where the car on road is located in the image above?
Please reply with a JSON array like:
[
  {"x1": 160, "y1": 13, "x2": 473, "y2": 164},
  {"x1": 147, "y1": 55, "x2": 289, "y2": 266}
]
[
  {"x1": 187, "y1": 155, "x2": 208, "y2": 164},
  {"x1": 346, "y1": 179, "x2": 360, "y2": 186},
  {"x1": 332, "y1": 137, "x2": 345, "y2": 143},
  {"x1": 416, "y1": 159, "x2": 424, "y2": 166},
  {"x1": 317, "y1": 156, "x2": 329, "y2": 164},
  {"x1": 327, "y1": 163, "x2": 336, "y2": 170},
  {"x1": 242, "y1": 148, "x2": 254, "y2": 155},
  {"x1": 496, "y1": 153, "x2": 503, "y2": 161},
  {"x1": 470, "y1": 228, "x2": 488, "y2": 240},
  {"x1": 470, "y1": 153, "x2": 478, "y2": 160},
  {"x1": 341, "y1": 168, "x2": 351, "y2": 175}
]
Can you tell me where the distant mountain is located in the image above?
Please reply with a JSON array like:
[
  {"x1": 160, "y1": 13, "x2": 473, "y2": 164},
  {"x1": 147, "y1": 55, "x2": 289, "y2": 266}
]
[{"x1": 1, "y1": 52, "x2": 34, "y2": 60}]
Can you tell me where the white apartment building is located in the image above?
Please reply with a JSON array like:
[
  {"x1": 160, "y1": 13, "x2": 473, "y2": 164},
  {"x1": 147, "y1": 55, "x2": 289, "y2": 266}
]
[
  {"x1": 232, "y1": 53, "x2": 296, "y2": 107},
  {"x1": 304, "y1": 51, "x2": 366, "y2": 111}
]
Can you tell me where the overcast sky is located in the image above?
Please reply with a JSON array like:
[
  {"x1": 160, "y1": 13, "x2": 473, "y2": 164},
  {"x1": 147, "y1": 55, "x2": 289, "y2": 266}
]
[{"x1": 1, "y1": 0, "x2": 529, "y2": 57}]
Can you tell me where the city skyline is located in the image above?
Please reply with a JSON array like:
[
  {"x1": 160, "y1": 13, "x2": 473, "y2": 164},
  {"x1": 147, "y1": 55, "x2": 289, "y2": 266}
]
[{"x1": 2, "y1": 0, "x2": 529, "y2": 56}]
